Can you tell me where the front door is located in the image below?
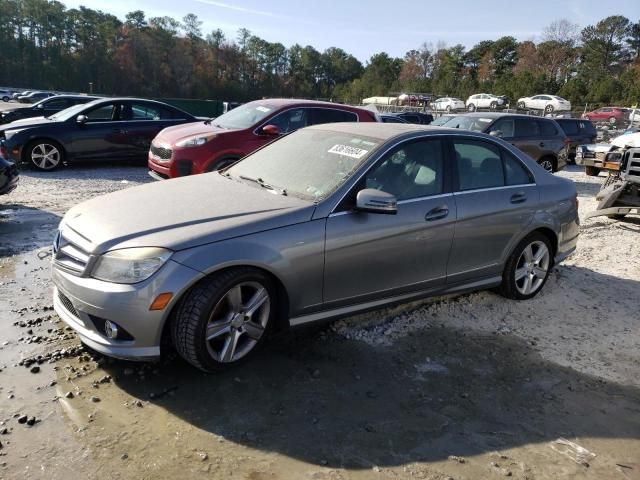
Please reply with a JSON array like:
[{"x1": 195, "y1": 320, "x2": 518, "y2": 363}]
[
  {"x1": 447, "y1": 138, "x2": 538, "y2": 283},
  {"x1": 70, "y1": 102, "x2": 131, "y2": 160},
  {"x1": 323, "y1": 138, "x2": 455, "y2": 307}
]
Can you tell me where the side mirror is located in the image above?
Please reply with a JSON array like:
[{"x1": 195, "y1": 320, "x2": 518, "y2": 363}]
[
  {"x1": 605, "y1": 151, "x2": 622, "y2": 163},
  {"x1": 260, "y1": 124, "x2": 280, "y2": 136},
  {"x1": 489, "y1": 130, "x2": 503, "y2": 138},
  {"x1": 35, "y1": 104, "x2": 44, "y2": 110},
  {"x1": 76, "y1": 115, "x2": 88, "y2": 125},
  {"x1": 356, "y1": 188, "x2": 397, "y2": 215}
]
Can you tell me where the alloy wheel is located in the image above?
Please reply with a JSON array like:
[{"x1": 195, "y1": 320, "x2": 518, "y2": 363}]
[
  {"x1": 540, "y1": 159, "x2": 554, "y2": 172},
  {"x1": 514, "y1": 241, "x2": 550, "y2": 296},
  {"x1": 31, "y1": 143, "x2": 61, "y2": 170},
  {"x1": 204, "y1": 281, "x2": 270, "y2": 363}
]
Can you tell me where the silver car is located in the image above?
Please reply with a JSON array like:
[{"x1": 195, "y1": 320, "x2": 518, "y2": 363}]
[{"x1": 52, "y1": 123, "x2": 579, "y2": 371}]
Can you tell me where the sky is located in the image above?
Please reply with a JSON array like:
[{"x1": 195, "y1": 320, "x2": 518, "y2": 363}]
[{"x1": 60, "y1": 0, "x2": 639, "y2": 61}]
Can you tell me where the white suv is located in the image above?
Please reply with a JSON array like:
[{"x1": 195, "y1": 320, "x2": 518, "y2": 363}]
[
  {"x1": 465, "y1": 93, "x2": 505, "y2": 111},
  {"x1": 0, "y1": 90, "x2": 12, "y2": 102},
  {"x1": 517, "y1": 95, "x2": 571, "y2": 113}
]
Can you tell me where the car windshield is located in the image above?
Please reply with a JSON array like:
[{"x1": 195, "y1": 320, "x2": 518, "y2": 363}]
[
  {"x1": 442, "y1": 115, "x2": 494, "y2": 131},
  {"x1": 430, "y1": 116, "x2": 453, "y2": 126},
  {"x1": 48, "y1": 102, "x2": 91, "y2": 121},
  {"x1": 211, "y1": 102, "x2": 276, "y2": 130},
  {"x1": 552, "y1": 96, "x2": 567, "y2": 101},
  {"x1": 225, "y1": 128, "x2": 381, "y2": 201}
]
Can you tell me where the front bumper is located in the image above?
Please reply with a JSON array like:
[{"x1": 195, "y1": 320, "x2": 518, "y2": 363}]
[{"x1": 52, "y1": 259, "x2": 203, "y2": 361}]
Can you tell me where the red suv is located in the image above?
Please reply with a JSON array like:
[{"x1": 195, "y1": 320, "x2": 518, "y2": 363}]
[
  {"x1": 583, "y1": 107, "x2": 629, "y2": 125},
  {"x1": 148, "y1": 99, "x2": 378, "y2": 179}
]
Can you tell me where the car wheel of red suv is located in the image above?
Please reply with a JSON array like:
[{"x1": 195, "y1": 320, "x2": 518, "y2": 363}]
[
  {"x1": 609, "y1": 117, "x2": 617, "y2": 125},
  {"x1": 206, "y1": 157, "x2": 238, "y2": 172}
]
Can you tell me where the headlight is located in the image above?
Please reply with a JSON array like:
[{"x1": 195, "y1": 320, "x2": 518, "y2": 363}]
[
  {"x1": 176, "y1": 136, "x2": 214, "y2": 148},
  {"x1": 91, "y1": 247, "x2": 172, "y2": 284}
]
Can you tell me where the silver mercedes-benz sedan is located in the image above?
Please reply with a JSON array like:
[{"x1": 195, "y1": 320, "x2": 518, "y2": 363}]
[{"x1": 52, "y1": 123, "x2": 579, "y2": 371}]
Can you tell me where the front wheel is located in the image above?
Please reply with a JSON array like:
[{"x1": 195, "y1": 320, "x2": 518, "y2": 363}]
[
  {"x1": 539, "y1": 157, "x2": 555, "y2": 173},
  {"x1": 445, "y1": 105, "x2": 451, "y2": 112},
  {"x1": 545, "y1": 104, "x2": 555, "y2": 113},
  {"x1": 172, "y1": 268, "x2": 275, "y2": 371},
  {"x1": 27, "y1": 140, "x2": 64, "y2": 170},
  {"x1": 490, "y1": 101, "x2": 498, "y2": 110},
  {"x1": 584, "y1": 166, "x2": 601, "y2": 176},
  {"x1": 517, "y1": 101, "x2": 526, "y2": 109},
  {"x1": 467, "y1": 103, "x2": 476, "y2": 112},
  {"x1": 609, "y1": 117, "x2": 617, "y2": 125},
  {"x1": 2, "y1": 96, "x2": 9, "y2": 102},
  {"x1": 206, "y1": 157, "x2": 238, "y2": 172},
  {"x1": 498, "y1": 233, "x2": 553, "y2": 300}
]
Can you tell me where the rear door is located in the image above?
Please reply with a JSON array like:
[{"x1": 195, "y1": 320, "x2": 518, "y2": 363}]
[
  {"x1": 323, "y1": 138, "x2": 455, "y2": 306},
  {"x1": 511, "y1": 118, "x2": 543, "y2": 161},
  {"x1": 121, "y1": 101, "x2": 185, "y2": 159},
  {"x1": 447, "y1": 138, "x2": 538, "y2": 283}
]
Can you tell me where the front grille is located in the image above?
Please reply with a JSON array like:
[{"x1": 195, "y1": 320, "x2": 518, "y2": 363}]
[
  {"x1": 53, "y1": 231, "x2": 90, "y2": 276},
  {"x1": 58, "y1": 290, "x2": 79, "y2": 318},
  {"x1": 151, "y1": 144, "x2": 172, "y2": 160}
]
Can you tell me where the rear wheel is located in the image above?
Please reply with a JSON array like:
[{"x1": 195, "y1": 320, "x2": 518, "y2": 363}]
[
  {"x1": 498, "y1": 233, "x2": 553, "y2": 300},
  {"x1": 517, "y1": 101, "x2": 526, "y2": 109},
  {"x1": 490, "y1": 101, "x2": 498, "y2": 110},
  {"x1": 609, "y1": 117, "x2": 617, "y2": 125},
  {"x1": 585, "y1": 166, "x2": 601, "y2": 176},
  {"x1": 2, "y1": 96, "x2": 9, "y2": 102},
  {"x1": 26, "y1": 140, "x2": 64, "y2": 171},
  {"x1": 172, "y1": 268, "x2": 275, "y2": 371},
  {"x1": 545, "y1": 104, "x2": 555, "y2": 114},
  {"x1": 445, "y1": 105, "x2": 451, "y2": 113}
]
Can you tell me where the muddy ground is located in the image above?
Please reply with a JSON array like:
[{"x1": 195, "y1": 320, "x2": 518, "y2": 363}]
[{"x1": 0, "y1": 151, "x2": 639, "y2": 479}]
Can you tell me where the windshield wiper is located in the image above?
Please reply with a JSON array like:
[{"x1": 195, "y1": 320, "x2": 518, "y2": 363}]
[{"x1": 239, "y1": 175, "x2": 287, "y2": 196}]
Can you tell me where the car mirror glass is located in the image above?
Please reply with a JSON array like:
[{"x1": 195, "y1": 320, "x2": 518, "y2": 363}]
[
  {"x1": 76, "y1": 114, "x2": 88, "y2": 125},
  {"x1": 489, "y1": 130, "x2": 503, "y2": 138},
  {"x1": 356, "y1": 188, "x2": 397, "y2": 215}
]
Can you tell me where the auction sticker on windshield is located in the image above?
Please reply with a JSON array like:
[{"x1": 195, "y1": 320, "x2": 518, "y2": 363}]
[{"x1": 328, "y1": 144, "x2": 369, "y2": 159}]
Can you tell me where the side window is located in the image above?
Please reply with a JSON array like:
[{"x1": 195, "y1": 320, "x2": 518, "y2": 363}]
[
  {"x1": 364, "y1": 140, "x2": 444, "y2": 201},
  {"x1": 127, "y1": 103, "x2": 162, "y2": 120},
  {"x1": 454, "y1": 141, "x2": 504, "y2": 191},
  {"x1": 504, "y1": 152, "x2": 534, "y2": 185},
  {"x1": 561, "y1": 121, "x2": 578, "y2": 135},
  {"x1": 491, "y1": 118, "x2": 515, "y2": 137},
  {"x1": 43, "y1": 99, "x2": 69, "y2": 110},
  {"x1": 85, "y1": 104, "x2": 117, "y2": 121},
  {"x1": 515, "y1": 119, "x2": 540, "y2": 137},
  {"x1": 310, "y1": 108, "x2": 357, "y2": 125},
  {"x1": 267, "y1": 108, "x2": 308, "y2": 133},
  {"x1": 538, "y1": 120, "x2": 557, "y2": 136}
]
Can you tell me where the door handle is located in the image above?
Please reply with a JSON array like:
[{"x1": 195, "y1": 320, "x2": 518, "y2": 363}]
[
  {"x1": 425, "y1": 206, "x2": 449, "y2": 221},
  {"x1": 510, "y1": 192, "x2": 527, "y2": 204}
]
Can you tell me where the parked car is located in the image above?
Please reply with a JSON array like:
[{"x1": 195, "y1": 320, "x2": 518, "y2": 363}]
[
  {"x1": 583, "y1": 107, "x2": 629, "y2": 125},
  {"x1": 18, "y1": 91, "x2": 55, "y2": 104},
  {"x1": 148, "y1": 99, "x2": 377, "y2": 180},
  {"x1": 0, "y1": 98, "x2": 197, "y2": 171},
  {"x1": 380, "y1": 114, "x2": 410, "y2": 123},
  {"x1": 393, "y1": 111, "x2": 434, "y2": 124},
  {"x1": 0, "y1": 156, "x2": 19, "y2": 195},
  {"x1": 430, "y1": 114, "x2": 458, "y2": 126},
  {"x1": 554, "y1": 118, "x2": 597, "y2": 163},
  {"x1": 0, "y1": 90, "x2": 13, "y2": 102},
  {"x1": 443, "y1": 112, "x2": 569, "y2": 172},
  {"x1": 517, "y1": 95, "x2": 571, "y2": 113},
  {"x1": 12, "y1": 90, "x2": 31, "y2": 100},
  {"x1": 576, "y1": 132, "x2": 640, "y2": 176},
  {"x1": 1, "y1": 95, "x2": 100, "y2": 125},
  {"x1": 52, "y1": 122, "x2": 579, "y2": 370},
  {"x1": 465, "y1": 93, "x2": 506, "y2": 111},
  {"x1": 431, "y1": 97, "x2": 465, "y2": 112}
]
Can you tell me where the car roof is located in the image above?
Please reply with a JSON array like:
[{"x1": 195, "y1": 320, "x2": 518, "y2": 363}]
[
  {"x1": 306, "y1": 122, "x2": 467, "y2": 142},
  {"x1": 243, "y1": 98, "x2": 372, "y2": 114},
  {"x1": 448, "y1": 112, "x2": 558, "y2": 121},
  {"x1": 44, "y1": 94, "x2": 101, "y2": 100}
]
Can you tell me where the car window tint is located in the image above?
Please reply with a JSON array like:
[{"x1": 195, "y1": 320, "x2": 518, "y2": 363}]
[
  {"x1": 85, "y1": 104, "x2": 117, "y2": 121},
  {"x1": 504, "y1": 152, "x2": 534, "y2": 185},
  {"x1": 538, "y1": 120, "x2": 557, "y2": 136},
  {"x1": 364, "y1": 140, "x2": 444, "y2": 200},
  {"x1": 268, "y1": 108, "x2": 308, "y2": 133},
  {"x1": 515, "y1": 118, "x2": 540, "y2": 137},
  {"x1": 309, "y1": 108, "x2": 357, "y2": 125},
  {"x1": 579, "y1": 121, "x2": 596, "y2": 134},
  {"x1": 127, "y1": 103, "x2": 162, "y2": 120},
  {"x1": 559, "y1": 121, "x2": 578, "y2": 135},
  {"x1": 44, "y1": 99, "x2": 69, "y2": 109},
  {"x1": 491, "y1": 118, "x2": 515, "y2": 137},
  {"x1": 454, "y1": 141, "x2": 504, "y2": 191}
]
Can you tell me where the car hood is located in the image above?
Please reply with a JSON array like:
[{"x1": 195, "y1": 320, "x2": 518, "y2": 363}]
[
  {"x1": 612, "y1": 132, "x2": 640, "y2": 148},
  {"x1": 153, "y1": 121, "x2": 236, "y2": 145},
  {"x1": 61, "y1": 173, "x2": 314, "y2": 254},
  {"x1": 0, "y1": 116, "x2": 54, "y2": 132}
]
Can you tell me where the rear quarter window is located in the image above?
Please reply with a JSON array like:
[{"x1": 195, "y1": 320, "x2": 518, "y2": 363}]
[
  {"x1": 310, "y1": 108, "x2": 358, "y2": 125},
  {"x1": 558, "y1": 121, "x2": 578, "y2": 135}
]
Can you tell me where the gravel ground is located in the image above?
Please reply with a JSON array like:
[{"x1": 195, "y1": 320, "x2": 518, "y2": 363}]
[{"x1": 0, "y1": 160, "x2": 639, "y2": 480}]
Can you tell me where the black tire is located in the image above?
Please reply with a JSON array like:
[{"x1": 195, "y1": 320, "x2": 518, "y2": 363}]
[
  {"x1": 607, "y1": 214, "x2": 627, "y2": 220},
  {"x1": 2, "y1": 96, "x2": 9, "y2": 102},
  {"x1": 584, "y1": 166, "x2": 601, "y2": 177},
  {"x1": 608, "y1": 117, "x2": 616, "y2": 125},
  {"x1": 498, "y1": 232, "x2": 553, "y2": 300},
  {"x1": 172, "y1": 267, "x2": 276, "y2": 372},
  {"x1": 545, "y1": 104, "x2": 554, "y2": 113},
  {"x1": 445, "y1": 105, "x2": 451, "y2": 113},
  {"x1": 206, "y1": 157, "x2": 238, "y2": 172},
  {"x1": 490, "y1": 101, "x2": 498, "y2": 110},
  {"x1": 538, "y1": 156, "x2": 556, "y2": 173},
  {"x1": 467, "y1": 103, "x2": 476, "y2": 112},
  {"x1": 517, "y1": 101, "x2": 526, "y2": 109},
  {"x1": 25, "y1": 139, "x2": 64, "y2": 171}
]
